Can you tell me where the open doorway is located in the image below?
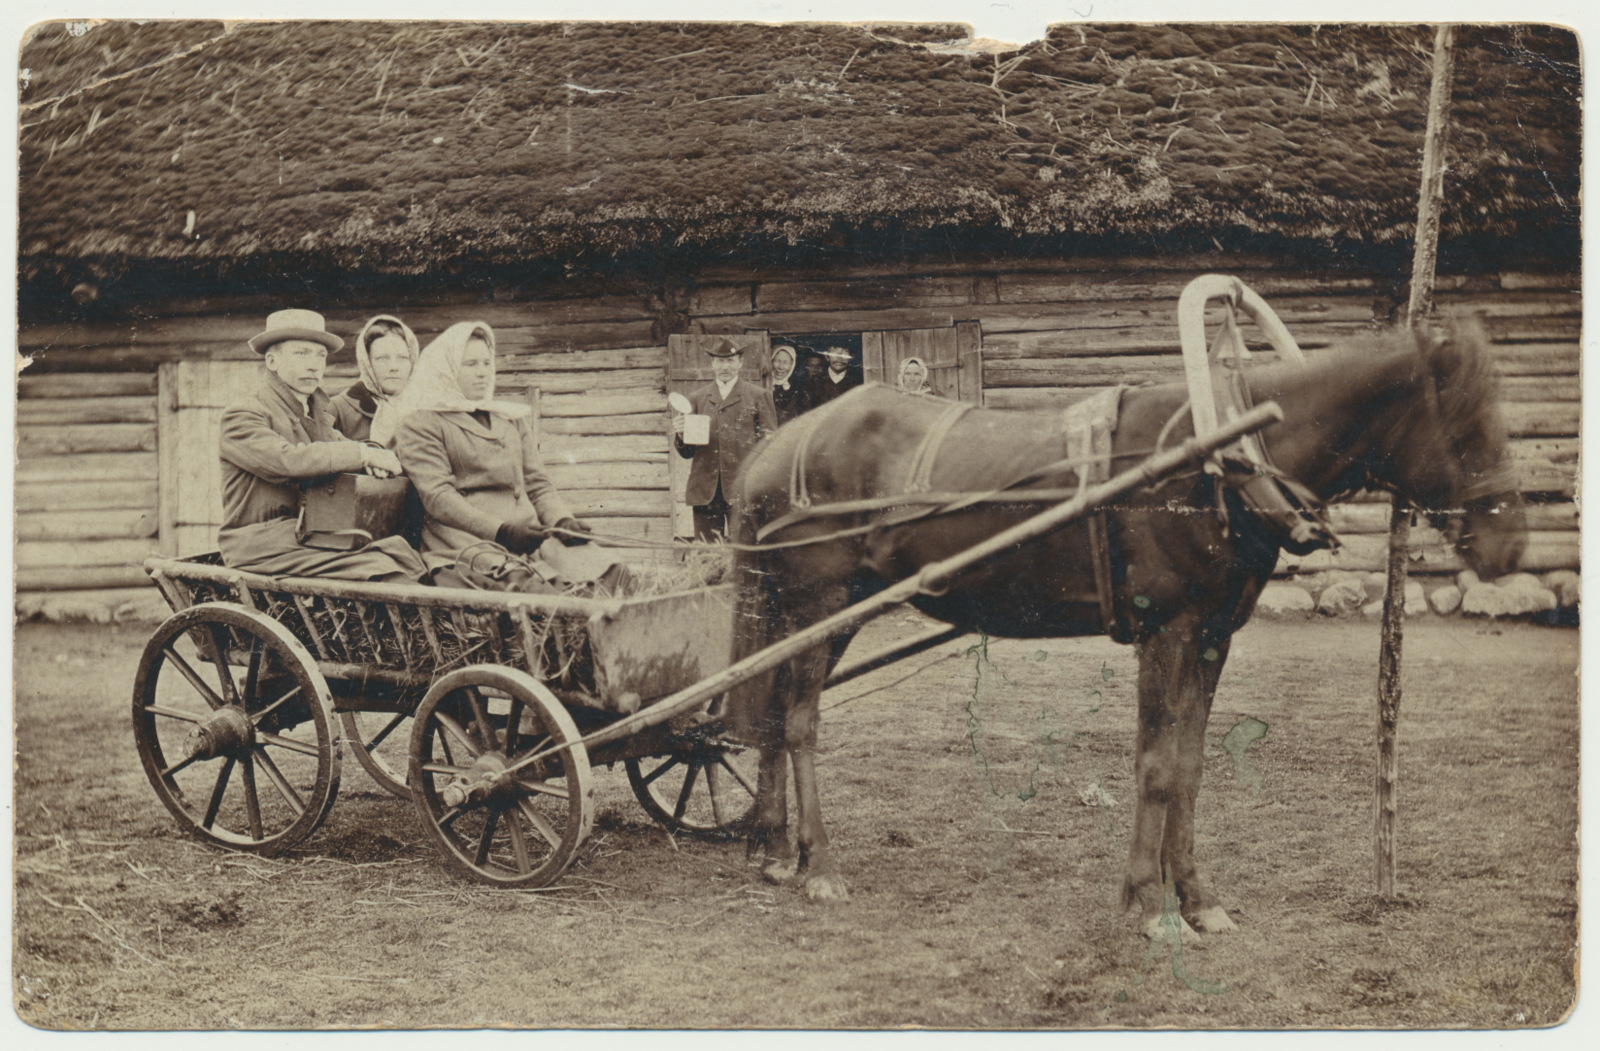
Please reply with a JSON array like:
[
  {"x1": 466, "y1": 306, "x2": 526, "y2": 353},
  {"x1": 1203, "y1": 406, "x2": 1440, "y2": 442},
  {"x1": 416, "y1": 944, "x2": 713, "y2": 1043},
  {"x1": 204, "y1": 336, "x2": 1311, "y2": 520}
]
[{"x1": 769, "y1": 331, "x2": 865, "y2": 423}]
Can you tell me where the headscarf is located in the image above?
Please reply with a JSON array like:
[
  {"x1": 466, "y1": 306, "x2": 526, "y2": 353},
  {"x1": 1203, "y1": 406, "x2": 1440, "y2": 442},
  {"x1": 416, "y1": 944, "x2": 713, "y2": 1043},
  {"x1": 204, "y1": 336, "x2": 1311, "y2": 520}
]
[
  {"x1": 354, "y1": 315, "x2": 421, "y2": 405},
  {"x1": 369, "y1": 321, "x2": 530, "y2": 446},
  {"x1": 771, "y1": 345, "x2": 796, "y2": 391},
  {"x1": 897, "y1": 356, "x2": 931, "y2": 394}
]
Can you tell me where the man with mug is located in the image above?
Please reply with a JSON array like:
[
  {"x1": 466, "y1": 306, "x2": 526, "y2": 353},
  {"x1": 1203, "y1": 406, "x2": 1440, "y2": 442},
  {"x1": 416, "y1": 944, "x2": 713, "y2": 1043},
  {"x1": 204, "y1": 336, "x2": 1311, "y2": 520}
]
[{"x1": 672, "y1": 337, "x2": 778, "y2": 541}]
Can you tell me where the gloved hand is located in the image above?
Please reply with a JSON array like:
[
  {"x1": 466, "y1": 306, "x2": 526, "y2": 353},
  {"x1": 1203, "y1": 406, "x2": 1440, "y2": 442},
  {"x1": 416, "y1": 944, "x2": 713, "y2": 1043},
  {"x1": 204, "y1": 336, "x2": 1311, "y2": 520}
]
[
  {"x1": 553, "y1": 518, "x2": 592, "y2": 546},
  {"x1": 495, "y1": 520, "x2": 548, "y2": 554}
]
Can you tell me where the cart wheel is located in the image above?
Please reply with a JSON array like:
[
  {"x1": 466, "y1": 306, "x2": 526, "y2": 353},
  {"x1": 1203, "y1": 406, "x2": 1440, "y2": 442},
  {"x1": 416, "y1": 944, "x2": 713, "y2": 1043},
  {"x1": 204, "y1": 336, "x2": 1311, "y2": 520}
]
[
  {"x1": 626, "y1": 740, "x2": 760, "y2": 837},
  {"x1": 340, "y1": 710, "x2": 414, "y2": 799},
  {"x1": 132, "y1": 603, "x2": 340, "y2": 855},
  {"x1": 410, "y1": 666, "x2": 593, "y2": 887}
]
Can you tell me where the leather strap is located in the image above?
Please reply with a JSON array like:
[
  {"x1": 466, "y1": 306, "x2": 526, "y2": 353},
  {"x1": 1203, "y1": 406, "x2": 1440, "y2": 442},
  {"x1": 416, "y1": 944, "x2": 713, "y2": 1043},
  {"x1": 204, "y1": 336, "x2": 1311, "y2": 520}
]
[
  {"x1": 903, "y1": 401, "x2": 975, "y2": 493},
  {"x1": 788, "y1": 413, "x2": 822, "y2": 509},
  {"x1": 1061, "y1": 390, "x2": 1132, "y2": 642}
]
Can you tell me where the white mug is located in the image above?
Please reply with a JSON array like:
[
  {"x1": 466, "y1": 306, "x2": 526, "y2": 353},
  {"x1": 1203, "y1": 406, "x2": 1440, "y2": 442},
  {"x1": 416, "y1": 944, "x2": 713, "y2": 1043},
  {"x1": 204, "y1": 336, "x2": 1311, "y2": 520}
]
[{"x1": 683, "y1": 414, "x2": 712, "y2": 445}]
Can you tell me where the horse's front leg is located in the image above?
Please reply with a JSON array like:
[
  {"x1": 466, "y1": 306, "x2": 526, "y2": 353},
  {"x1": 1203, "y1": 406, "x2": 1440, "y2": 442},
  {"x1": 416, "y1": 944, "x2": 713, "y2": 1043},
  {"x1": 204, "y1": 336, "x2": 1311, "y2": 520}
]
[
  {"x1": 788, "y1": 645, "x2": 848, "y2": 901},
  {"x1": 1163, "y1": 635, "x2": 1238, "y2": 935},
  {"x1": 1124, "y1": 623, "x2": 1204, "y2": 944}
]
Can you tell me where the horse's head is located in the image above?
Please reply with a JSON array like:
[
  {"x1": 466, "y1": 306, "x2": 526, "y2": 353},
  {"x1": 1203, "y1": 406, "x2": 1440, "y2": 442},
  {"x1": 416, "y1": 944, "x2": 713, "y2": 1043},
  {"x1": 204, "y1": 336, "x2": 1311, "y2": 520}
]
[{"x1": 1386, "y1": 324, "x2": 1527, "y2": 580}]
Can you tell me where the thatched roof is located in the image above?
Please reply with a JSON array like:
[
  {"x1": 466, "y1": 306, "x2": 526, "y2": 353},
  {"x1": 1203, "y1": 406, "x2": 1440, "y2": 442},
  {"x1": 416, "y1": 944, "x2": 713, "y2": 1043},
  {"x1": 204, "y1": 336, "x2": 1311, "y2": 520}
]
[{"x1": 18, "y1": 21, "x2": 1580, "y2": 285}]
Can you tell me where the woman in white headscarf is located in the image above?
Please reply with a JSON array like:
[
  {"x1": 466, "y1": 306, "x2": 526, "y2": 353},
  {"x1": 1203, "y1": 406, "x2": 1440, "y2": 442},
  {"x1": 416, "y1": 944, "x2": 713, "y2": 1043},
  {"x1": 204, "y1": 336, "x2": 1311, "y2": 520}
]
[
  {"x1": 897, "y1": 356, "x2": 932, "y2": 395},
  {"x1": 769, "y1": 343, "x2": 802, "y2": 424},
  {"x1": 379, "y1": 321, "x2": 628, "y2": 593},
  {"x1": 331, "y1": 315, "x2": 420, "y2": 441}
]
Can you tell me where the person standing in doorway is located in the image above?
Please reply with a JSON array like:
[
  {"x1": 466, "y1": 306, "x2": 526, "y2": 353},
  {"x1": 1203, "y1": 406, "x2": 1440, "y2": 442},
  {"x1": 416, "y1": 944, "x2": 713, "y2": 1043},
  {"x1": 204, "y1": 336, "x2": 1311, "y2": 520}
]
[
  {"x1": 897, "y1": 355, "x2": 932, "y2": 394},
  {"x1": 804, "y1": 343, "x2": 862, "y2": 411},
  {"x1": 673, "y1": 338, "x2": 777, "y2": 541},
  {"x1": 769, "y1": 343, "x2": 803, "y2": 424}
]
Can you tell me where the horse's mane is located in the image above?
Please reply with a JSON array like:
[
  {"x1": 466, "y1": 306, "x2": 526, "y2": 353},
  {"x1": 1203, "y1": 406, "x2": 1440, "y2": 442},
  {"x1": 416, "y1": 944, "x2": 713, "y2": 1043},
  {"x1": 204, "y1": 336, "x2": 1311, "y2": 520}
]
[
  {"x1": 1421, "y1": 319, "x2": 1507, "y2": 457},
  {"x1": 1240, "y1": 319, "x2": 1510, "y2": 508}
]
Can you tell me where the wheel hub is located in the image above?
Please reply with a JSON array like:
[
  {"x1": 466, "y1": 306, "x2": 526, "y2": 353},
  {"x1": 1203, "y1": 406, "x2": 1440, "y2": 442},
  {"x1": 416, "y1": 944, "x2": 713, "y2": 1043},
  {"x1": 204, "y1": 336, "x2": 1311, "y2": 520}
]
[
  {"x1": 183, "y1": 706, "x2": 255, "y2": 761},
  {"x1": 441, "y1": 752, "x2": 513, "y2": 808}
]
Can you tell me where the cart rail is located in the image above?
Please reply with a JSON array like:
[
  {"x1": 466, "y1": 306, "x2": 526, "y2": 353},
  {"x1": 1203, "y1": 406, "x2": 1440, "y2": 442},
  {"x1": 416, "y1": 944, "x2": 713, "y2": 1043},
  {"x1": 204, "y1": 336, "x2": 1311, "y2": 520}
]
[{"x1": 144, "y1": 554, "x2": 736, "y2": 712}]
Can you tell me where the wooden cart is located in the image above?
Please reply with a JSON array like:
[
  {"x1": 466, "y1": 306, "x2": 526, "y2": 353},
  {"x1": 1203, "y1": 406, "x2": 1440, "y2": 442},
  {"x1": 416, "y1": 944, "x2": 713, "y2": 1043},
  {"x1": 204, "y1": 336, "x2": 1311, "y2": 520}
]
[{"x1": 136, "y1": 558, "x2": 750, "y2": 885}]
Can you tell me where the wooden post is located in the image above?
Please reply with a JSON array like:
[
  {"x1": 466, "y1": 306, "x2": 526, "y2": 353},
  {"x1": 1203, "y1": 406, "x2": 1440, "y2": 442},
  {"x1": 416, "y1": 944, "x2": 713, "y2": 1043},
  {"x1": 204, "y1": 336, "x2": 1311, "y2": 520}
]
[
  {"x1": 1378, "y1": 23, "x2": 1455, "y2": 899},
  {"x1": 1375, "y1": 496, "x2": 1410, "y2": 899}
]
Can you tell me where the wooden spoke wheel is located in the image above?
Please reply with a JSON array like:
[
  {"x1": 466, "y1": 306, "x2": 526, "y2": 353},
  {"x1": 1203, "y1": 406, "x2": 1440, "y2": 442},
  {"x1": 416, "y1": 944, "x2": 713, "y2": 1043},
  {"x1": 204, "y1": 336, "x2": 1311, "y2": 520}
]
[
  {"x1": 132, "y1": 603, "x2": 340, "y2": 855},
  {"x1": 409, "y1": 667, "x2": 593, "y2": 887},
  {"x1": 340, "y1": 709, "x2": 415, "y2": 799},
  {"x1": 625, "y1": 739, "x2": 759, "y2": 838}
]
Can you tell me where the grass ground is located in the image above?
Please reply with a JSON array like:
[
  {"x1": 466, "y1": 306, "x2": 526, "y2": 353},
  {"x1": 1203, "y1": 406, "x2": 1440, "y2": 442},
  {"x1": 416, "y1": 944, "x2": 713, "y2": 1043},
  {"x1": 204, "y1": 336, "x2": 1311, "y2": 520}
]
[{"x1": 11, "y1": 614, "x2": 1578, "y2": 1030}]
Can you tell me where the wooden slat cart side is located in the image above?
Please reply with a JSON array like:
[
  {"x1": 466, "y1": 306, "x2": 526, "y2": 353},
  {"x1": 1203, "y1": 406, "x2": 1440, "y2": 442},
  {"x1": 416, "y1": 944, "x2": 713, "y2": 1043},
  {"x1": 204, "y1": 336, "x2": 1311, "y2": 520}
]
[{"x1": 134, "y1": 554, "x2": 752, "y2": 884}]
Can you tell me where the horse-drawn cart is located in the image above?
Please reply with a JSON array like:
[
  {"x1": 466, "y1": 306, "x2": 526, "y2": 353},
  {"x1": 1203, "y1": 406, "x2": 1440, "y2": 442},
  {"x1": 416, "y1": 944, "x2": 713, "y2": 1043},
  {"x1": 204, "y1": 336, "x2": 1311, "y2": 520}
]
[{"x1": 133, "y1": 401, "x2": 1284, "y2": 888}]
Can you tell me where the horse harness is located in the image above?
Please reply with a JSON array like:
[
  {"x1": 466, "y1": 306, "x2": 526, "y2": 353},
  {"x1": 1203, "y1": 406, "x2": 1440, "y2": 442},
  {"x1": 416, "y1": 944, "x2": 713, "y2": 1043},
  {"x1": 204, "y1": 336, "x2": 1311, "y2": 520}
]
[
  {"x1": 764, "y1": 376, "x2": 1337, "y2": 643},
  {"x1": 784, "y1": 394, "x2": 974, "y2": 513},
  {"x1": 765, "y1": 387, "x2": 1138, "y2": 639},
  {"x1": 1195, "y1": 308, "x2": 1339, "y2": 558}
]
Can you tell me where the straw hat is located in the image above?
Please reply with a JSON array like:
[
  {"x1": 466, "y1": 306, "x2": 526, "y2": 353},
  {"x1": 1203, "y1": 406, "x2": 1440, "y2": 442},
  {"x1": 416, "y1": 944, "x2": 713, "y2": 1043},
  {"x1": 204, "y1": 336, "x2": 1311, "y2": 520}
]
[{"x1": 248, "y1": 308, "x2": 345, "y2": 355}]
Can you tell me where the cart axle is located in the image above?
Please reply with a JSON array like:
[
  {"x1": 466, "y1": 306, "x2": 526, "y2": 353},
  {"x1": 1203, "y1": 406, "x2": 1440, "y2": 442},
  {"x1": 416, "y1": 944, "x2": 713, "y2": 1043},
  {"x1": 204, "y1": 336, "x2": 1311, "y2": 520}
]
[
  {"x1": 182, "y1": 706, "x2": 255, "y2": 762},
  {"x1": 441, "y1": 752, "x2": 514, "y2": 809}
]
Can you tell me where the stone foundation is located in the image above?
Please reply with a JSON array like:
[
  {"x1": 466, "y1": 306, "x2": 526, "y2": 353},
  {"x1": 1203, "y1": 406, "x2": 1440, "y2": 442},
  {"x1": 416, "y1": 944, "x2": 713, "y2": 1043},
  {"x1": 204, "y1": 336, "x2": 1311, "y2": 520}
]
[{"x1": 1258, "y1": 569, "x2": 1579, "y2": 625}]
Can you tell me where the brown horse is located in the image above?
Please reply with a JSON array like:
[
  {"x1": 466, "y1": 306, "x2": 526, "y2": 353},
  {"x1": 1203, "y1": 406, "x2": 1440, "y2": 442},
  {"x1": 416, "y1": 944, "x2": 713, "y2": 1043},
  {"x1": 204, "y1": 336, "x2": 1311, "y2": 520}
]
[{"x1": 722, "y1": 323, "x2": 1525, "y2": 940}]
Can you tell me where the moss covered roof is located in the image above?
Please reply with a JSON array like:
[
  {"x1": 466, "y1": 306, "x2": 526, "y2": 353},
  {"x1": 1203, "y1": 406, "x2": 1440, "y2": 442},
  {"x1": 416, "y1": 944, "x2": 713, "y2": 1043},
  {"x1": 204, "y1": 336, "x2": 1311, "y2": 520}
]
[{"x1": 17, "y1": 20, "x2": 1580, "y2": 280}]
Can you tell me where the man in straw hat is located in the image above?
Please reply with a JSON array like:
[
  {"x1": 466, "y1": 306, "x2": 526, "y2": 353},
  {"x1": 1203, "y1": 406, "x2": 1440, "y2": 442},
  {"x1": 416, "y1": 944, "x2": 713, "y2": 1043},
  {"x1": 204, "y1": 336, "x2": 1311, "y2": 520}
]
[
  {"x1": 803, "y1": 343, "x2": 861, "y2": 411},
  {"x1": 217, "y1": 308, "x2": 427, "y2": 583},
  {"x1": 672, "y1": 337, "x2": 777, "y2": 541}
]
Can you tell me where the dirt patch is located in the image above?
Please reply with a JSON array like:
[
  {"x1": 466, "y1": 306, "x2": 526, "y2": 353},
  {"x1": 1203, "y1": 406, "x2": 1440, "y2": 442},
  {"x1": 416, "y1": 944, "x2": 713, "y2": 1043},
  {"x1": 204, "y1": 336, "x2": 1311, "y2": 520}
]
[{"x1": 11, "y1": 616, "x2": 1578, "y2": 1029}]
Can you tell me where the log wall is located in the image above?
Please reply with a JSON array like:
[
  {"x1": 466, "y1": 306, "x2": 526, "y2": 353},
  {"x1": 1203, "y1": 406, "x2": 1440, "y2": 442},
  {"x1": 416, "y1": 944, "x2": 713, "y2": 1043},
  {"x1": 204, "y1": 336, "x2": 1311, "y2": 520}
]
[
  {"x1": 14, "y1": 258, "x2": 1579, "y2": 601},
  {"x1": 16, "y1": 298, "x2": 678, "y2": 589},
  {"x1": 15, "y1": 372, "x2": 164, "y2": 590},
  {"x1": 685, "y1": 261, "x2": 1579, "y2": 578}
]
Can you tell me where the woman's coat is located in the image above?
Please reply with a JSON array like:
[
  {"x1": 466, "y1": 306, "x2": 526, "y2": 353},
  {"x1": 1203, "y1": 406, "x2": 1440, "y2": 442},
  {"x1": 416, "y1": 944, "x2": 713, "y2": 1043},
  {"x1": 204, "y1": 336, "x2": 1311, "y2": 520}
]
[{"x1": 394, "y1": 408, "x2": 573, "y2": 570}]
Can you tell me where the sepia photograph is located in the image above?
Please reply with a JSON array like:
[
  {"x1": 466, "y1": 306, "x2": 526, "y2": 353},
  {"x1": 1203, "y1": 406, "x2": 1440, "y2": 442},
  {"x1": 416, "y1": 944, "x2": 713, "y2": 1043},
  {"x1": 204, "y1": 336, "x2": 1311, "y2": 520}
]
[{"x1": 9, "y1": 1, "x2": 1585, "y2": 1034}]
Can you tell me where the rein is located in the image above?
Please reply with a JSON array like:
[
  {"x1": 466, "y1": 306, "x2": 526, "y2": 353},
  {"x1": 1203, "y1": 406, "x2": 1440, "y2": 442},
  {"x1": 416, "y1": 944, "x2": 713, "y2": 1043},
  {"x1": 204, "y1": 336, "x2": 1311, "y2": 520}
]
[{"x1": 554, "y1": 444, "x2": 1170, "y2": 556}]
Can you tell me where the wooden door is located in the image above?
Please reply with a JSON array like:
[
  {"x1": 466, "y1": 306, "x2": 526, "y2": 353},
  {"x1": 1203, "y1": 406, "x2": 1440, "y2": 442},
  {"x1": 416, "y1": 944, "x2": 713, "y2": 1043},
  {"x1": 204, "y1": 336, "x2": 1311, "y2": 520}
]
[
  {"x1": 861, "y1": 321, "x2": 982, "y2": 403},
  {"x1": 664, "y1": 332, "x2": 771, "y2": 537}
]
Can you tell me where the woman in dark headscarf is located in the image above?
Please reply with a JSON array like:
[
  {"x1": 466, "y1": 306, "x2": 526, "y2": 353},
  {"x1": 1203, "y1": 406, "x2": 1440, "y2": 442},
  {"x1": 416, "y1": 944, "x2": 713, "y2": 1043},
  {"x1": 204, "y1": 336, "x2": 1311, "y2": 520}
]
[{"x1": 330, "y1": 315, "x2": 420, "y2": 441}]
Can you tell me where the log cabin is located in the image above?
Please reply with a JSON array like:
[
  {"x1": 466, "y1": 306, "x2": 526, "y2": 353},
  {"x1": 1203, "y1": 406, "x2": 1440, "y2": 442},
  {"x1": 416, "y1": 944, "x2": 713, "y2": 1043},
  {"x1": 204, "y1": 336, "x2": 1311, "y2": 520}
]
[{"x1": 16, "y1": 21, "x2": 1579, "y2": 606}]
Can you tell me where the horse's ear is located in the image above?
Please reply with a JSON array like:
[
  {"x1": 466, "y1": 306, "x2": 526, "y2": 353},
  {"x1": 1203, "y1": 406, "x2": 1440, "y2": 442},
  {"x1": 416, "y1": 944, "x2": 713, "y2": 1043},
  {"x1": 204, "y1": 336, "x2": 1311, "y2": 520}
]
[{"x1": 1422, "y1": 318, "x2": 1492, "y2": 391}]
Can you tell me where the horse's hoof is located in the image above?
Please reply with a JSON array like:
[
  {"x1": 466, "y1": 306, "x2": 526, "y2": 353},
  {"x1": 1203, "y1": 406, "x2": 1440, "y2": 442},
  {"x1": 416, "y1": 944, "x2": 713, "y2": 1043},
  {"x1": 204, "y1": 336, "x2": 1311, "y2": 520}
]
[
  {"x1": 1144, "y1": 911, "x2": 1200, "y2": 946},
  {"x1": 1188, "y1": 905, "x2": 1237, "y2": 933},
  {"x1": 762, "y1": 858, "x2": 800, "y2": 885},
  {"x1": 803, "y1": 873, "x2": 849, "y2": 902}
]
